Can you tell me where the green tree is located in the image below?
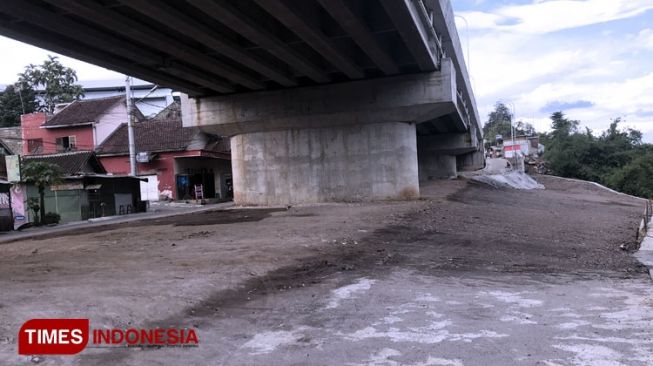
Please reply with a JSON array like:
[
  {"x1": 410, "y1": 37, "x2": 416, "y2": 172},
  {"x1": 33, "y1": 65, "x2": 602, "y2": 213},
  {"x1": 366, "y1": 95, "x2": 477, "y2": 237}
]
[
  {"x1": 515, "y1": 120, "x2": 536, "y2": 136},
  {"x1": 605, "y1": 153, "x2": 653, "y2": 199},
  {"x1": 545, "y1": 112, "x2": 600, "y2": 180},
  {"x1": 0, "y1": 84, "x2": 37, "y2": 127},
  {"x1": 549, "y1": 111, "x2": 579, "y2": 139},
  {"x1": 18, "y1": 55, "x2": 84, "y2": 113},
  {"x1": 542, "y1": 111, "x2": 653, "y2": 198},
  {"x1": 483, "y1": 102, "x2": 513, "y2": 144},
  {"x1": 22, "y1": 162, "x2": 63, "y2": 225}
]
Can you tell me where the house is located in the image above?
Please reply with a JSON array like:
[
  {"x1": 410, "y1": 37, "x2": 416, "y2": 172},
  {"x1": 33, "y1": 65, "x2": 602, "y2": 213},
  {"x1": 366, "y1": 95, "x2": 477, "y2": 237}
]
[
  {"x1": 503, "y1": 135, "x2": 545, "y2": 158},
  {"x1": 14, "y1": 151, "x2": 144, "y2": 225},
  {"x1": 20, "y1": 95, "x2": 139, "y2": 155},
  {"x1": 80, "y1": 78, "x2": 176, "y2": 118},
  {"x1": 0, "y1": 126, "x2": 22, "y2": 155},
  {"x1": 96, "y1": 105, "x2": 232, "y2": 201},
  {"x1": 0, "y1": 178, "x2": 11, "y2": 231}
]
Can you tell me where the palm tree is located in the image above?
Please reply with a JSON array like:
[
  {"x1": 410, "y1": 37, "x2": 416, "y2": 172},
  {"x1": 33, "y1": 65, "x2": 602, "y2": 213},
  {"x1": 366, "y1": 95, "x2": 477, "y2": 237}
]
[{"x1": 21, "y1": 162, "x2": 63, "y2": 225}]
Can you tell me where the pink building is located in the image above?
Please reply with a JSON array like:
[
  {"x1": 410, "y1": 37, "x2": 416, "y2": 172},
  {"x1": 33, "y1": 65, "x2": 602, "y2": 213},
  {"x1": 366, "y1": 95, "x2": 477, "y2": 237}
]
[
  {"x1": 96, "y1": 110, "x2": 232, "y2": 201},
  {"x1": 21, "y1": 96, "x2": 133, "y2": 155}
]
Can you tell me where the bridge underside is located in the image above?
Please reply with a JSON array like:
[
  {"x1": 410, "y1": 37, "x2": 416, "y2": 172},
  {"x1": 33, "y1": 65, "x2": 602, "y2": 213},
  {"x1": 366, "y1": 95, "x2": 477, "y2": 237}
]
[
  {"x1": 0, "y1": 0, "x2": 484, "y2": 205},
  {"x1": 0, "y1": 0, "x2": 444, "y2": 96}
]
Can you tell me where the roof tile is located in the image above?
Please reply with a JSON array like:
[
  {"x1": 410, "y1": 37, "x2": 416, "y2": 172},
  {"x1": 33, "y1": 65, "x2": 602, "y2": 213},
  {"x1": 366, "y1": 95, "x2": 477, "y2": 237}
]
[
  {"x1": 22, "y1": 151, "x2": 106, "y2": 175},
  {"x1": 43, "y1": 96, "x2": 125, "y2": 127},
  {"x1": 96, "y1": 104, "x2": 229, "y2": 155}
]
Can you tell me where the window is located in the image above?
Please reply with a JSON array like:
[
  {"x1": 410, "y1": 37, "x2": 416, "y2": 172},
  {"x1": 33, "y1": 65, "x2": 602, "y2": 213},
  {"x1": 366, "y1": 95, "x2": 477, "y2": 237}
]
[
  {"x1": 55, "y1": 136, "x2": 77, "y2": 152},
  {"x1": 27, "y1": 139, "x2": 43, "y2": 154}
]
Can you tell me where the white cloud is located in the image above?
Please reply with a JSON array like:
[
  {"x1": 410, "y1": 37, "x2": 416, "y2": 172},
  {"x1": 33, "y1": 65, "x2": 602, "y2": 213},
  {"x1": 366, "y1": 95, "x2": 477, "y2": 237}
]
[
  {"x1": 635, "y1": 28, "x2": 653, "y2": 49},
  {"x1": 455, "y1": 1, "x2": 653, "y2": 141},
  {"x1": 459, "y1": 0, "x2": 653, "y2": 34}
]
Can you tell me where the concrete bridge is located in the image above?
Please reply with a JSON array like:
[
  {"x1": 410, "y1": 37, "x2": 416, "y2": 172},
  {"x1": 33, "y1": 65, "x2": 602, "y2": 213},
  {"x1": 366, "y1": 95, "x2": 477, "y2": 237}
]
[{"x1": 0, "y1": 0, "x2": 484, "y2": 205}]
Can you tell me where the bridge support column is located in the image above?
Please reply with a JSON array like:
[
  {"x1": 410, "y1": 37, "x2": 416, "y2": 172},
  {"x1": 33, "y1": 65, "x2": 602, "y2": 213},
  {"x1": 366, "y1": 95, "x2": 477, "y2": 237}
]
[
  {"x1": 417, "y1": 133, "x2": 483, "y2": 181},
  {"x1": 231, "y1": 122, "x2": 418, "y2": 205},
  {"x1": 182, "y1": 64, "x2": 463, "y2": 205},
  {"x1": 457, "y1": 149, "x2": 485, "y2": 171},
  {"x1": 419, "y1": 153, "x2": 457, "y2": 181}
]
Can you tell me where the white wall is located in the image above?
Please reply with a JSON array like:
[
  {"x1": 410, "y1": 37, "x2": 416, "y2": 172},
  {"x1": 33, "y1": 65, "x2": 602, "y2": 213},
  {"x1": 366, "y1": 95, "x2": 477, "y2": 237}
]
[{"x1": 95, "y1": 102, "x2": 128, "y2": 146}]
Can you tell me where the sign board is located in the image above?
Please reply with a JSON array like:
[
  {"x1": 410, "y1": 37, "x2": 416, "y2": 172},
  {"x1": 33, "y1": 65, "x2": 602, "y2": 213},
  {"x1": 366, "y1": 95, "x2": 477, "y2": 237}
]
[
  {"x1": 194, "y1": 184, "x2": 204, "y2": 200},
  {"x1": 0, "y1": 193, "x2": 9, "y2": 209},
  {"x1": 139, "y1": 175, "x2": 159, "y2": 202},
  {"x1": 5, "y1": 155, "x2": 20, "y2": 182},
  {"x1": 51, "y1": 182, "x2": 84, "y2": 191},
  {"x1": 10, "y1": 184, "x2": 27, "y2": 229}
]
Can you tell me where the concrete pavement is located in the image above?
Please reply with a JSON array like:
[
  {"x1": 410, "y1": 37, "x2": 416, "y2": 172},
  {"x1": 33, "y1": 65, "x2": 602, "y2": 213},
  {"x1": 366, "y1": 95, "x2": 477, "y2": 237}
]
[
  {"x1": 197, "y1": 271, "x2": 653, "y2": 365},
  {"x1": 636, "y1": 218, "x2": 653, "y2": 281}
]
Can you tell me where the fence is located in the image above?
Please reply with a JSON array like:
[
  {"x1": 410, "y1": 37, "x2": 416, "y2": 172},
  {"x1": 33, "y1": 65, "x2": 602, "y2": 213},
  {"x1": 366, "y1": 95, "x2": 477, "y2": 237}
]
[{"x1": 636, "y1": 199, "x2": 653, "y2": 242}]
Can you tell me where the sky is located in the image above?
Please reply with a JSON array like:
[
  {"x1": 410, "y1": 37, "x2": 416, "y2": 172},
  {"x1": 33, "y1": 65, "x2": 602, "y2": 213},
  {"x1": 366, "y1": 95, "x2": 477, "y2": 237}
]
[
  {"x1": 0, "y1": 0, "x2": 652, "y2": 140},
  {"x1": 451, "y1": 0, "x2": 653, "y2": 141},
  {"x1": 0, "y1": 37, "x2": 121, "y2": 85}
]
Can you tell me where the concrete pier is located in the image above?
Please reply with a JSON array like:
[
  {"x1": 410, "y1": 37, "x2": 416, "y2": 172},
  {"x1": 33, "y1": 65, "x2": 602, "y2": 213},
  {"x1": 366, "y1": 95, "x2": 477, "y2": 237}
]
[
  {"x1": 183, "y1": 63, "x2": 462, "y2": 205},
  {"x1": 231, "y1": 122, "x2": 419, "y2": 205},
  {"x1": 457, "y1": 150, "x2": 485, "y2": 171},
  {"x1": 419, "y1": 153, "x2": 457, "y2": 180},
  {"x1": 417, "y1": 133, "x2": 482, "y2": 180}
]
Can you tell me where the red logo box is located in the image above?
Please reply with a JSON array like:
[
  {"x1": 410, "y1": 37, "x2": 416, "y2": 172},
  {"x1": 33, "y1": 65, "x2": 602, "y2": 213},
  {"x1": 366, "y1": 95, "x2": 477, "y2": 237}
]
[{"x1": 18, "y1": 319, "x2": 89, "y2": 355}]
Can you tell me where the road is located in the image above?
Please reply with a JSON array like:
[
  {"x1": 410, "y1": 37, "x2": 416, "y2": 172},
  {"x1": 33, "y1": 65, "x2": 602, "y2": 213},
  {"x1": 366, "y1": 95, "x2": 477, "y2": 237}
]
[{"x1": 0, "y1": 176, "x2": 651, "y2": 365}]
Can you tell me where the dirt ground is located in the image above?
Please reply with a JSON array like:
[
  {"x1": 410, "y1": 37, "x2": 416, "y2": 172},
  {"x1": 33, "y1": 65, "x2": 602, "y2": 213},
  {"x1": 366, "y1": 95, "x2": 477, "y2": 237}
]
[{"x1": 0, "y1": 175, "x2": 651, "y2": 365}]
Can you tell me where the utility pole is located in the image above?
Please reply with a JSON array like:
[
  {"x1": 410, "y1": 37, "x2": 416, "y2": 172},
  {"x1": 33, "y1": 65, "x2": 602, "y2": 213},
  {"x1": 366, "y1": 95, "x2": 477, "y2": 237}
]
[
  {"x1": 17, "y1": 88, "x2": 26, "y2": 115},
  {"x1": 125, "y1": 76, "x2": 137, "y2": 176},
  {"x1": 510, "y1": 102, "x2": 517, "y2": 171}
]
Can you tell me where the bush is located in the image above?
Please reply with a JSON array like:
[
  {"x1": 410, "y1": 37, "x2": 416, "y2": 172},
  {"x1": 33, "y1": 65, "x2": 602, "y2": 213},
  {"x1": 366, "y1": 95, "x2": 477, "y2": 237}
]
[
  {"x1": 604, "y1": 153, "x2": 653, "y2": 198},
  {"x1": 43, "y1": 212, "x2": 61, "y2": 225}
]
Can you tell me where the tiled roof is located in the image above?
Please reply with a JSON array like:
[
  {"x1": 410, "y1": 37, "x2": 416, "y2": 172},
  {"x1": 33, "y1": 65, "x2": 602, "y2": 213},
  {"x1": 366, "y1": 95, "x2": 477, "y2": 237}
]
[
  {"x1": 0, "y1": 127, "x2": 22, "y2": 155},
  {"x1": 22, "y1": 151, "x2": 106, "y2": 175},
  {"x1": 151, "y1": 101, "x2": 181, "y2": 121},
  {"x1": 43, "y1": 96, "x2": 125, "y2": 127},
  {"x1": 96, "y1": 114, "x2": 229, "y2": 156}
]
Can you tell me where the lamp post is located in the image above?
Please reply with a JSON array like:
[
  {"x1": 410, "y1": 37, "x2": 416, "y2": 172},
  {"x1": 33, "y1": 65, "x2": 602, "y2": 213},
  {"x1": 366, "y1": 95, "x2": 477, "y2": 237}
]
[
  {"x1": 506, "y1": 101, "x2": 522, "y2": 173},
  {"x1": 125, "y1": 76, "x2": 137, "y2": 176},
  {"x1": 499, "y1": 100, "x2": 518, "y2": 171}
]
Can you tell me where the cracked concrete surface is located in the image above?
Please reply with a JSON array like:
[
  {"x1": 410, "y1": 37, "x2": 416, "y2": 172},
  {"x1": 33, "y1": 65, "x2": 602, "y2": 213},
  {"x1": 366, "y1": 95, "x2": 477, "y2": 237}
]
[{"x1": 1, "y1": 177, "x2": 652, "y2": 365}]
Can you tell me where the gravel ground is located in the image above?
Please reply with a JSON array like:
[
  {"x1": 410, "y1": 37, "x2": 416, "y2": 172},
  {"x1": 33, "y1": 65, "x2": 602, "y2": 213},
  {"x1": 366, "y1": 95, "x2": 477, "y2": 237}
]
[{"x1": 0, "y1": 175, "x2": 650, "y2": 365}]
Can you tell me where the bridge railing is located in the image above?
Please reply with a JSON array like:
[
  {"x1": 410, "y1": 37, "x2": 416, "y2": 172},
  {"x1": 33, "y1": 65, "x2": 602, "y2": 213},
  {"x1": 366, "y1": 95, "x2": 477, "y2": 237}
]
[
  {"x1": 456, "y1": 90, "x2": 471, "y2": 129},
  {"x1": 415, "y1": 0, "x2": 445, "y2": 70}
]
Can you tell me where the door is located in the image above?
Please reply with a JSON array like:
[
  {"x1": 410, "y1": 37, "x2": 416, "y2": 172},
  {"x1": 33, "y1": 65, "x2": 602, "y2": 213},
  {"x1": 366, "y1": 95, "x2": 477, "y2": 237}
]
[{"x1": 140, "y1": 174, "x2": 159, "y2": 202}]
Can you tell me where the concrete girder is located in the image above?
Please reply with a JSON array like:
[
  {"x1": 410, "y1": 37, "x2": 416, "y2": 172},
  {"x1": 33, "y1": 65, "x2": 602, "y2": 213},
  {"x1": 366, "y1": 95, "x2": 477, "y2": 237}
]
[
  {"x1": 316, "y1": 0, "x2": 400, "y2": 75},
  {"x1": 46, "y1": 0, "x2": 236, "y2": 93},
  {"x1": 0, "y1": 21, "x2": 205, "y2": 96},
  {"x1": 186, "y1": 0, "x2": 331, "y2": 84},
  {"x1": 3, "y1": 0, "x2": 235, "y2": 94},
  {"x1": 0, "y1": 0, "x2": 164, "y2": 66},
  {"x1": 160, "y1": 64, "x2": 235, "y2": 95},
  {"x1": 380, "y1": 0, "x2": 439, "y2": 71},
  {"x1": 254, "y1": 0, "x2": 365, "y2": 79},
  {"x1": 118, "y1": 0, "x2": 277, "y2": 90}
]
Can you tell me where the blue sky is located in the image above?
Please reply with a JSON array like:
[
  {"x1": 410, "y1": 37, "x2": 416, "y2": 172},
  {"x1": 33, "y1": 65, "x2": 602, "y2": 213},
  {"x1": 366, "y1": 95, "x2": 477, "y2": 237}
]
[
  {"x1": 0, "y1": 1, "x2": 652, "y2": 140},
  {"x1": 451, "y1": 0, "x2": 653, "y2": 141}
]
